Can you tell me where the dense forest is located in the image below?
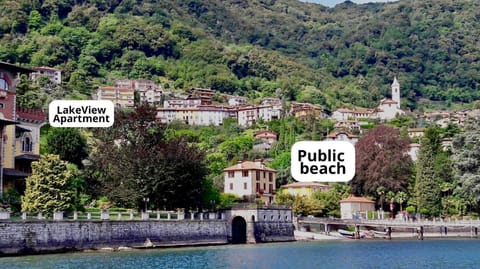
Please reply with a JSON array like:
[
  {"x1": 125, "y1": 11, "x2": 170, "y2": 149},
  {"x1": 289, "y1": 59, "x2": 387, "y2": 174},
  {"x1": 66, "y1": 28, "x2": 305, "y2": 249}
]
[{"x1": 1, "y1": 0, "x2": 479, "y2": 111}]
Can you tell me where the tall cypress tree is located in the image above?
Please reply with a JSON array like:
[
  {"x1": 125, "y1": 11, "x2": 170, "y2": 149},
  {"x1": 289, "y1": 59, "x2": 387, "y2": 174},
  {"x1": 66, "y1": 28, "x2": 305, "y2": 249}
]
[{"x1": 414, "y1": 126, "x2": 442, "y2": 217}]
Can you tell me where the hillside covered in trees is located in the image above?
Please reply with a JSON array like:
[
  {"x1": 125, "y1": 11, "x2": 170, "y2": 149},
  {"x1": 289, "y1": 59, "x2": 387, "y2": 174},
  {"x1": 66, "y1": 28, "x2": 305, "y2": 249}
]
[{"x1": 1, "y1": 0, "x2": 479, "y2": 111}]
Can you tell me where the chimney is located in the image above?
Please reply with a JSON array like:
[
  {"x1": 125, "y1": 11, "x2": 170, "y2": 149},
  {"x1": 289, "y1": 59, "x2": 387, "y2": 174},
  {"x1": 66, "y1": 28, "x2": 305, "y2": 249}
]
[{"x1": 237, "y1": 161, "x2": 242, "y2": 168}]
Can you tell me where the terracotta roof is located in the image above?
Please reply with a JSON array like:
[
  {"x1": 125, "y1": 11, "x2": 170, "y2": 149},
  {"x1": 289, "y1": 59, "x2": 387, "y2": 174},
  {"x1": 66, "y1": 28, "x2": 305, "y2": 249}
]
[
  {"x1": 281, "y1": 182, "x2": 330, "y2": 189},
  {"x1": 224, "y1": 161, "x2": 276, "y2": 172},
  {"x1": 340, "y1": 196, "x2": 375, "y2": 204},
  {"x1": 255, "y1": 131, "x2": 277, "y2": 137},
  {"x1": 99, "y1": 86, "x2": 131, "y2": 91},
  {"x1": 326, "y1": 131, "x2": 358, "y2": 139}
]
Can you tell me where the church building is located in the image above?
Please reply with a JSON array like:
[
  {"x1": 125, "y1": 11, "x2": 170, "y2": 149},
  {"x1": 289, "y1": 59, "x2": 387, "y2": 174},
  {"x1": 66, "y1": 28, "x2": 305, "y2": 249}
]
[
  {"x1": 375, "y1": 77, "x2": 405, "y2": 120},
  {"x1": 332, "y1": 77, "x2": 405, "y2": 121}
]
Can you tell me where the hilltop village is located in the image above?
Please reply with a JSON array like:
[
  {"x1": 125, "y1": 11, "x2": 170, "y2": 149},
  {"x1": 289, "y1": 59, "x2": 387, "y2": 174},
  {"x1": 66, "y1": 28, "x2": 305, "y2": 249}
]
[{"x1": 1, "y1": 61, "x2": 480, "y2": 224}]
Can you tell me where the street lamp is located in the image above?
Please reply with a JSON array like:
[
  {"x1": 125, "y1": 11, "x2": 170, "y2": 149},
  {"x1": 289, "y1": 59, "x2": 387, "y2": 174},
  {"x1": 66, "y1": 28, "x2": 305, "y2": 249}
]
[{"x1": 143, "y1": 197, "x2": 149, "y2": 212}]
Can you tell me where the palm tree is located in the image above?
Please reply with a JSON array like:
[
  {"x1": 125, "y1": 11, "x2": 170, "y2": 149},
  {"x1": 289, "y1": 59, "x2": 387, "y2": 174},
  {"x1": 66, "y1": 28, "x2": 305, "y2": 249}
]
[{"x1": 395, "y1": 191, "x2": 408, "y2": 211}]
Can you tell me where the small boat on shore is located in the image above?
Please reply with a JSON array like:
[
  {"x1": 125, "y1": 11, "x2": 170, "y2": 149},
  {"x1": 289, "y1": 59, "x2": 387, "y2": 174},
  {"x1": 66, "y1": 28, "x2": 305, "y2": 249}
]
[
  {"x1": 338, "y1": 229, "x2": 368, "y2": 239},
  {"x1": 337, "y1": 229, "x2": 355, "y2": 237}
]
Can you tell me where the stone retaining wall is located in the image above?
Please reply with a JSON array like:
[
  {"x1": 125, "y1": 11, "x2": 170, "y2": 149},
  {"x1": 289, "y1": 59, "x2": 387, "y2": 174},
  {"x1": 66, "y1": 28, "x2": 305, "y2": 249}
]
[
  {"x1": 254, "y1": 222, "x2": 296, "y2": 242},
  {"x1": 0, "y1": 220, "x2": 228, "y2": 255}
]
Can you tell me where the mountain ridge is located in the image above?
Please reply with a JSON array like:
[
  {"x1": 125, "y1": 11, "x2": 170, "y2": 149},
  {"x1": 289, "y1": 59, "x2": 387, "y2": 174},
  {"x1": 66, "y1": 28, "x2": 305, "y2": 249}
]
[{"x1": 0, "y1": 0, "x2": 479, "y2": 111}]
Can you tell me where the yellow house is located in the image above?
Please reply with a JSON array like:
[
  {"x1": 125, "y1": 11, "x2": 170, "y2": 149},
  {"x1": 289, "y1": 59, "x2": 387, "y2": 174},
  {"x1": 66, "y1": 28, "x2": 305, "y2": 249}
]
[
  {"x1": 2, "y1": 108, "x2": 45, "y2": 194},
  {"x1": 281, "y1": 182, "x2": 331, "y2": 197},
  {"x1": 0, "y1": 61, "x2": 45, "y2": 195}
]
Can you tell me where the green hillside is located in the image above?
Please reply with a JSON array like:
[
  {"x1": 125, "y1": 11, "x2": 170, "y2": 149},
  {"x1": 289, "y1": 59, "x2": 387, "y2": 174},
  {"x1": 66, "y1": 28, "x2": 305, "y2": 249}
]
[{"x1": 1, "y1": 0, "x2": 479, "y2": 110}]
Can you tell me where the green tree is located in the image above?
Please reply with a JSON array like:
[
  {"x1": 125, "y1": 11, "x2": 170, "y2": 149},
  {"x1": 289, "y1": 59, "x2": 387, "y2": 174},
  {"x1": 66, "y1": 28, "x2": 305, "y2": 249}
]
[
  {"x1": 415, "y1": 126, "x2": 443, "y2": 217},
  {"x1": 274, "y1": 191, "x2": 295, "y2": 206},
  {"x1": 22, "y1": 154, "x2": 76, "y2": 215},
  {"x1": 395, "y1": 191, "x2": 408, "y2": 212},
  {"x1": 452, "y1": 115, "x2": 480, "y2": 212},
  {"x1": 45, "y1": 128, "x2": 88, "y2": 168},
  {"x1": 28, "y1": 10, "x2": 43, "y2": 30},
  {"x1": 292, "y1": 195, "x2": 324, "y2": 216},
  {"x1": 269, "y1": 151, "x2": 291, "y2": 188},
  {"x1": 88, "y1": 104, "x2": 210, "y2": 210},
  {"x1": 314, "y1": 183, "x2": 350, "y2": 217}
]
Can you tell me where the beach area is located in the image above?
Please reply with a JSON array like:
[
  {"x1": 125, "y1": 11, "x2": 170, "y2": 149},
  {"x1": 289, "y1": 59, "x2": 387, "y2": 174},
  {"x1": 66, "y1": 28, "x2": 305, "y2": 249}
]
[{"x1": 294, "y1": 229, "x2": 479, "y2": 241}]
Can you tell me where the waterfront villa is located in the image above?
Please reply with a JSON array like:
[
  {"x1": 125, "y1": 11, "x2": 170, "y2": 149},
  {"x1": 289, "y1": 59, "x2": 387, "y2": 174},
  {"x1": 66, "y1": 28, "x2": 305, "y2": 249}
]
[{"x1": 223, "y1": 160, "x2": 277, "y2": 205}]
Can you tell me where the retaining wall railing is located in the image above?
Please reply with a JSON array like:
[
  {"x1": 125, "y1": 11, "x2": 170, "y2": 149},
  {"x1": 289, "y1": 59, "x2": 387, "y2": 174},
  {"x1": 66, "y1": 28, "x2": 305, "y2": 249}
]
[{"x1": 0, "y1": 210, "x2": 225, "y2": 222}]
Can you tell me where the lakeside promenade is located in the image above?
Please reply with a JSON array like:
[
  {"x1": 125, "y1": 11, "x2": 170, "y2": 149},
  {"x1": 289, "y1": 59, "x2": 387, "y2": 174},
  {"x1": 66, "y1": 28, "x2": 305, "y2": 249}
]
[{"x1": 297, "y1": 217, "x2": 480, "y2": 240}]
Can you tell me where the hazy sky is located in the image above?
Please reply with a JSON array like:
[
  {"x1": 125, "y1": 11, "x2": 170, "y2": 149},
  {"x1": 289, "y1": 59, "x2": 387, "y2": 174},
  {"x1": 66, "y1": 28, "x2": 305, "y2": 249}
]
[{"x1": 303, "y1": 0, "x2": 398, "y2": 7}]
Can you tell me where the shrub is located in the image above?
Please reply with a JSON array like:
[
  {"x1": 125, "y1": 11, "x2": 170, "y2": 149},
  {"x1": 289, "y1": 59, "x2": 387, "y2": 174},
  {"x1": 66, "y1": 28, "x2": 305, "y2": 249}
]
[{"x1": 406, "y1": 205, "x2": 416, "y2": 214}]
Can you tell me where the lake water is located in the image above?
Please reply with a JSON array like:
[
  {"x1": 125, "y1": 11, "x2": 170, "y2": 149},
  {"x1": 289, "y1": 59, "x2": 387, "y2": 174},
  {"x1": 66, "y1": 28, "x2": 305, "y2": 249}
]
[{"x1": 2, "y1": 240, "x2": 480, "y2": 269}]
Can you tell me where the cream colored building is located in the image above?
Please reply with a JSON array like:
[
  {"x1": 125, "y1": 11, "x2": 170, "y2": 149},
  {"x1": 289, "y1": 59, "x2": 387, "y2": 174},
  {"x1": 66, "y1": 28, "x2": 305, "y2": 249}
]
[
  {"x1": 223, "y1": 160, "x2": 277, "y2": 205},
  {"x1": 96, "y1": 86, "x2": 134, "y2": 108},
  {"x1": 156, "y1": 105, "x2": 234, "y2": 126},
  {"x1": 281, "y1": 182, "x2": 330, "y2": 198},
  {"x1": 340, "y1": 196, "x2": 376, "y2": 219}
]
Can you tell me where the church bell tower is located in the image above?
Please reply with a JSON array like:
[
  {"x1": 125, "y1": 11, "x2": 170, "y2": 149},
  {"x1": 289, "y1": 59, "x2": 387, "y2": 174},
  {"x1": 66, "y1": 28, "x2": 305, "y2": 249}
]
[{"x1": 391, "y1": 77, "x2": 400, "y2": 109}]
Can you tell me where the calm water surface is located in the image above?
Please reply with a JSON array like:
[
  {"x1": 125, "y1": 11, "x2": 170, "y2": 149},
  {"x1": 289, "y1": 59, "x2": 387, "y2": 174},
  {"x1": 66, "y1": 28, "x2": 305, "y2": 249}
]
[{"x1": 1, "y1": 240, "x2": 480, "y2": 269}]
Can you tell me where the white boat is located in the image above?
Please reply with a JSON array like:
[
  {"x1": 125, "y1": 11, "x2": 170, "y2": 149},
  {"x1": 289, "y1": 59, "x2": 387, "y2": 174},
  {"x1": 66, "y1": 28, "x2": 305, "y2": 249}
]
[{"x1": 338, "y1": 229, "x2": 355, "y2": 238}]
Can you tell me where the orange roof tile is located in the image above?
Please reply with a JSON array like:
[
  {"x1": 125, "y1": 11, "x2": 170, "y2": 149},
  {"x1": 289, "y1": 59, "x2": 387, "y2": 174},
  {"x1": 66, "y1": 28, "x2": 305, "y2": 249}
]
[{"x1": 224, "y1": 161, "x2": 276, "y2": 172}]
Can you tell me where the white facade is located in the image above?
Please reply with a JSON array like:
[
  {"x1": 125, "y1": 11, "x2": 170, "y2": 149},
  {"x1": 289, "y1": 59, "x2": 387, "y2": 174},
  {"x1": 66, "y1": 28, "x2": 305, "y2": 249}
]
[
  {"x1": 228, "y1": 96, "x2": 247, "y2": 106},
  {"x1": 195, "y1": 108, "x2": 232, "y2": 126},
  {"x1": 139, "y1": 87, "x2": 162, "y2": 105},
  {"x1": 392, "y1": 76, "x2": 400, "y2": 109},
  {"x1": 237, "y1": 105, "x2": 281, "y2": 127},
  {"x1": 156, "y1": 106, "x2": 232, "y2": 126},
  {"x1": 223, "y1": 160, "x2": 277, "y2": 205},
  {"x1": 224, "y1": 170, "x2": 254, "y2": 197},
  {"x1": 376, "y1": 99, "x2": 404, "y2": 120},
  {"x1": 31, "y1": 67, "x2": 62, "y2": 84}
]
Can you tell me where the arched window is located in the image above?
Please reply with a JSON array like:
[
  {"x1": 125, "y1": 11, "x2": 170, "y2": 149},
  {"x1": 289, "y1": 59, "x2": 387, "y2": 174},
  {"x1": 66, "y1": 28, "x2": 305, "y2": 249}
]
[
  {"x1": 0, "y1": 78, "x2": 8, "y2": 91},
  {"x1": 22, "y1": 135, "x2": 33, "y2": 152}
]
